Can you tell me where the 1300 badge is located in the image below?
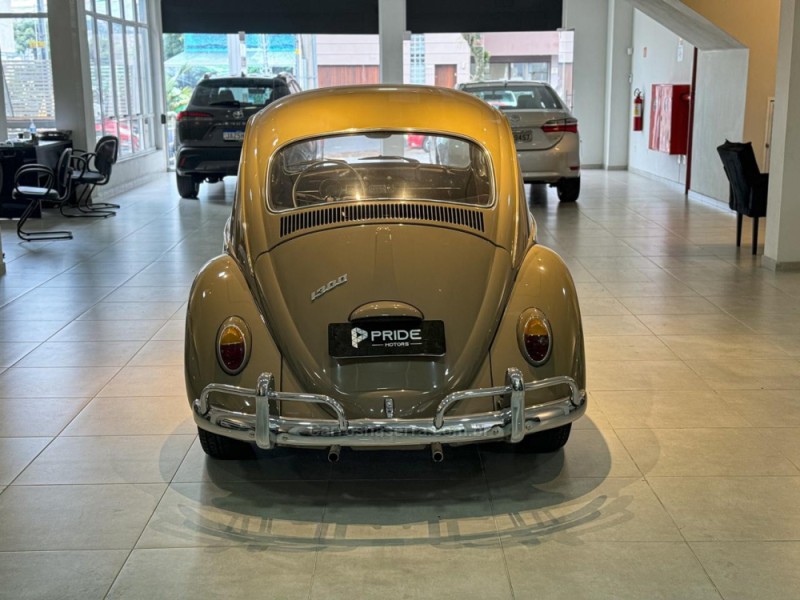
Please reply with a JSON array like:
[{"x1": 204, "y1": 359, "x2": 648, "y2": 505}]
[{"x1": 311, "y1": 274, "x2": 348, "y2": 302}]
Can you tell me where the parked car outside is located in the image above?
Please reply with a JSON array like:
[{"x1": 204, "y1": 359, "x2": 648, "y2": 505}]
[
  {"x1": 458, "y1": 80, "x2": 581, "y2": 202},
  {"x1": 185, "y1": 84, "x2": 586, "y2": 461},
  {"x1": 174, "y1": 75, "x2": 294, "y2": 198}
]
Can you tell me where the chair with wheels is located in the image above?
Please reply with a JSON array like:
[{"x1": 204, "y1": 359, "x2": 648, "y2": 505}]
[
  {"x1": 14, "y1": 147, "x2": 74, "y2": 241},
  {"x1": 716, "y1": 140, "x2": 768, "y2": 255},
  {"x1": 66, "y1": 135, "x2": 119, "y2": 217}
]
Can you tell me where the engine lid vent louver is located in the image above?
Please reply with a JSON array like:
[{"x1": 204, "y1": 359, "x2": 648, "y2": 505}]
[{"x1": 279, "y1": 203, "x2": 485, "y2": 237}]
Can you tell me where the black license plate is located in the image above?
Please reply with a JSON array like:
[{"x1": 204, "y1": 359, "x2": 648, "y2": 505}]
[
  {"x1": 513, "y1": 128, "x2": 532, "y2": 143},
  {"x1": 329, "y1": 320, "x2": 446, "y2": 358}
]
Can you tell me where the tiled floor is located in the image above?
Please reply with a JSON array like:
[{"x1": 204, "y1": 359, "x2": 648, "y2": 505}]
[{"x1": 1, "y1": 171, "x2": 799, "y2": 599}]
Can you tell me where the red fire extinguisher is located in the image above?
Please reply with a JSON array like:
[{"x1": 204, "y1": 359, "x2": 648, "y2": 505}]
[{"x1": 633, "y1": 89, "x2": 644, "y2": 131}]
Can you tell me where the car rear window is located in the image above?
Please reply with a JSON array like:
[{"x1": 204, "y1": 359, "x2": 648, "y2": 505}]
[
  {"x1": 191, "y1": 80, "x2": 289, "y2": 108},
  {"x1": 268, "y1": 132, "x2": 493, "y2": 212},
  {"x1": 466, "y1": 86, "x2": 563, "y2": 110}
]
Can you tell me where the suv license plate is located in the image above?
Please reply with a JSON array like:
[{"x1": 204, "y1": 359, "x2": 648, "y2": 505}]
[
  {"x1": 329, "y1": 320, "x2": 446, "y2": 358},
  {"x1": 513, "y1": 129, "x2": 532, "y2": 143},
  {"x1": 223, "y1": 130, "x2": 245, "y2": 141}
]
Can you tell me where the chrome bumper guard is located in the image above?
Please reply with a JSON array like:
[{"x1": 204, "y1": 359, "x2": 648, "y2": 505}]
[{"x1": 193, "y1": 368, "x2": 586, "y2": 449}]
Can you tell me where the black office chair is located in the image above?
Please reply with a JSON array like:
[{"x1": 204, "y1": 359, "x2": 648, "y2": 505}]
[
  {"x1": 516, "y1": 94, "x2": 536, "y2": 109},
  {"x1": 14, "y1": 147, "x2": 74, "y2": 241},
  {"x1": 66, "y1": 135, "x2": 119, "y2": 217},
  {"x1": 716, "y1": 140, "x2": 768, "y2": 255}
]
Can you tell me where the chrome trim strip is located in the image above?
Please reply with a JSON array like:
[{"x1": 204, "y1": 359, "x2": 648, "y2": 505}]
[{"x1": 194, "y1": 369, "x2": 585, "y2": 449}]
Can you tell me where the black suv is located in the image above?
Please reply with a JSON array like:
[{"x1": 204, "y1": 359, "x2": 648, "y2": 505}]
[{"x1": 175, "y1": 76, "x2": 294, "y2": 198}]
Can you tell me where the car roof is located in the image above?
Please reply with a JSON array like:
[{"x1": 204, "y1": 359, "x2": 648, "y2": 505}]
[
  {"x1": 460, "y1": 80, "x2": 551, "y2": 89},
  {"x1": 197, "y1": 76, "x2": 287, "y2": 87}
]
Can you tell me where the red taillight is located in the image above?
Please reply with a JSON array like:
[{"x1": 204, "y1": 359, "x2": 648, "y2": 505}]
[
  {"x1": 217, "y1": 322, "x2": 249, "y2": 375},
  {"x1": 542, "y1": 119, "x2": 578, "y2": 134},
  {"x1": 518, "y1": 311, "x2": 553, "y2": 366},
  {"x1": 177, "y1": 110, "x2": 213, "y2": 122}
]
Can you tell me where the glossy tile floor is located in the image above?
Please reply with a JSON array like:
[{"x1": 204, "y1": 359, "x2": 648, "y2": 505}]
[{"x1": 1, "y1": 171, "x2": 799, "y2": 599}]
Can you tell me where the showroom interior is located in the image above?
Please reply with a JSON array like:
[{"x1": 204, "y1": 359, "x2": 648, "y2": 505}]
[{"x1": 1, "y1": 0, "x2": 800, "y2": 598}]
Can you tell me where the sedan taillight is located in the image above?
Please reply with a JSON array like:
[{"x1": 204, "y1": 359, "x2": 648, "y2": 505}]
[
  {"x1": 517, "y1": 309, "x2": 553, "y2": 366},
  {"x1": 216, "y1": 318, "x2": 250, "y2": 375},
  {"x1": 542, "y1": 118, "x2": 578, "y2": 134},
  {"x1": 177, "y1": 110, "x2": 213, "y2": 122}
]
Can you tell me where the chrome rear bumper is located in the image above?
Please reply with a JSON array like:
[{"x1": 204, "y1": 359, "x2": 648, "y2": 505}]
[{"x1": 192, "y1": 368, "x2": 586, "y2": 449}]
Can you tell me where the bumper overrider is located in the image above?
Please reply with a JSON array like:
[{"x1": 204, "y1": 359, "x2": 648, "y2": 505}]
[{"x1": 192, "y1": 368, "x2": 587, "y2": 449}]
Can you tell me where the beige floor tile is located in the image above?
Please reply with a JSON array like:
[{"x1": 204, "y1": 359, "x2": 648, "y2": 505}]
[
  {"x1": 0, "y1": 319, "x2": 71, "y2": 342},
  {"x1": 63, "y1": 396, "x2": 194, "y2": 436},
  {"x1": 578, "y1": 296, "x2": 632, "y2": 316},
  {"x1": 0, "y1": 397, "x2": 90, "y2": 437},
  {"x1": 0, "y1": 342, "x2": 37, "y2": 368},
  {"x1": 137, "y1": 480, "x2": 328, "y2": 548},
  {"x1": 127, "y1": 340, "x2": 184, "y2": 366},
  {"x1": 601, "y1": 280, "x2": 698, "y2": 297},
  {"x1": 78, "y1": 301, "x2": 184, "y2": 321},
  {"x1": 98, "y1": 365, "x2": 185, "y2": 397},
  {"x1": 0, "y1": 438, "x2": 50, "y2": 485},
  {"x1": 638, "y1": 313, "x2": 753, "y2": 335},
  {"x1": 659, "y1": 334, "x2": 791, "y2": 360},
  {"x1": 582, "y1": 315, "x2": 652, "y2": 336},
  {"x1": 619, "y1": 295, "x2": 721, "y2": 315},
  {"x1": 773, "y1": 334, "x2": 800, "y2": 357},
  {"x1": 588, "y1": 360, "x2": 710, "y2": 391},
  {"x1": 760, "y1": 428, "x2": 800, "y2": 470},
  {"x1": 585, "y1": 335, "x2": 677, "y2": 361},
  {"x1": 0, "y1": 550, "x2": 128, "y2": 600},
  {"x1": 648, "y1": 477, "x2": 800, "y2": 541},
  {"x1": 592, "y1": 390, "x2": 749, "y2": 429},
  {"x1": 616, "y1": 428, "x2": 799, "y2": 477},
  {"x1": 15, "y1": 340, "x2": 145, "y2": 368},
  {"x1": 490, "y1": 477, "x2": 682, "y2": 543},
  {"x1": 103, "y1": 286, "x2": 190, "y2": 303},
  {"x1": 0, "y1": 483, "x2": 165, "y2": 550},
  {"x1": 106, "y1": 547, "x2": 315, "y2": 600},
  {"x1": 151, "y1": 320, "x2": 185, "y2": 341},
  {"x1": 0, "y1": 367, "x2": 119, "y2": 398},
  {"x1": 48, "y1": 319, "x2": 167, "y2": 342},
  {"x1": 15, "y1": 435, "x2": 194, "y2": 484},
  {"x1": 503, "y1": 542, "x2": 720, "y2": 600},
  {"x1": 724, "y1": 390, "x2": 800, "y2": 427},
  {"x1": 688, "y1": 359, "x2": 800, "y2": 390},
  {"x1": 312, "y1": 545, "x2": 512, "y2": 600},
  {"x1": 690, "y1": 541, "x2": 800, "y2": 600}
]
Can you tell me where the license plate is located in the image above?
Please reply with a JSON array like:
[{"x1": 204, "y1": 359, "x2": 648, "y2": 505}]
[
  {"x1": 223, "y1": 130, "x2": 245, "y2": 141},
  {"x1": 329, "y1": 320, "x2": 446, "y2": 358},
  {"x1": 513, "y1": 129, "x2": 532, "y2": 143}
]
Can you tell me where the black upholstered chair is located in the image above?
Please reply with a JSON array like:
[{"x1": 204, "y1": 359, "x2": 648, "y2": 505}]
[
  {"x1": 14, "y1": 147, "x2": 74, "y2": 241},
  {"x1": 66, "y1": 135, "x2": 119, "y2": 217},
  {"x1": 716, "y1": 140, "x2": 768, "y2": 255}
]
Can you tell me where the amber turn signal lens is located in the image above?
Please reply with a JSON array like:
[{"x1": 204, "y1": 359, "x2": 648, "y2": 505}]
[
  {"x1": 218, "y1": 324, "x2": 246, "y2": 374},
  {"x1": 521, "y1": 313, "x2": 552, "y2": 365}
]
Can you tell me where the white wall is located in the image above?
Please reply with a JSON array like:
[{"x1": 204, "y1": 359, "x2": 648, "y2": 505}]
[
  {"x1": 605, "y1": 0, "x2": 634, "y2": 169},
  {"x1": 691, "y1": 49, "x2": 748, "y2": 201},
  {"x1": 629, "y1": 9, "x2": 694, "y2": 185},
  {"x1": 564, "y1": 0, "x2": 609, "y2": 168}
]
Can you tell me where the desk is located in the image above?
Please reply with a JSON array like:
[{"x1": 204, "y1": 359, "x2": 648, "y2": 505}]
[{"x1": 0, "y1": 140, "x2": 72, "y2": 219}]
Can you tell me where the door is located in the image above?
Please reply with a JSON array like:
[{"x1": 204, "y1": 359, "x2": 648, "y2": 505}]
[{"x1": 435, "y1": 64, "x2": 457, "y2": 88}]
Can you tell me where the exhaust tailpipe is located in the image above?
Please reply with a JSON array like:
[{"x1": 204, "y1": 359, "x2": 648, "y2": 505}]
[
  {"x1": 431, "y1": 442, "x2": 444, "y2": 463},
  {"x1": 327, "y1": 445, "x2": 341, "y2": 463}
]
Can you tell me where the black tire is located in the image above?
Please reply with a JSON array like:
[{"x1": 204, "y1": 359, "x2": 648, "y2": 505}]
[
  {"x1": 177, "y1": 174, "x2": 200, "y2": 199},
  {"x1": 557, "y1": 177, "x2": 580, "y2": 203},
  {"x1": 517, "y1": 423, "x2": 572, "y2": 453},
  {"x1": 197, "y1": 427, "x2": 254, "y2": 460}
]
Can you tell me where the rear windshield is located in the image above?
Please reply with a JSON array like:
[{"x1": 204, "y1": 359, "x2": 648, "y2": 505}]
[
  {"x1": 191, "y1": 79, "x2": 289, "y2": 108},
  {"x1": 465, "y1": 86, "x2": 563, "y2": 110},
  {"x1": 268, "y1": 132, "x2": 493, "y2": 212}
]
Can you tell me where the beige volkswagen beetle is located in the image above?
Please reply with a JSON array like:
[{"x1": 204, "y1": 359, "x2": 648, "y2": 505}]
[{"x1": 185, "y1": 85, "x2": 586, "y2": 461}]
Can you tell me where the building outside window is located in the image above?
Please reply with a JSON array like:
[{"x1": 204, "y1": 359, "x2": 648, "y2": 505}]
[
  {"x1": 0, "y1": 0, "x2": 53, "y2": 138},
  {"x1": 84, "y1": 0, "x2": 155, "y2": 157}
]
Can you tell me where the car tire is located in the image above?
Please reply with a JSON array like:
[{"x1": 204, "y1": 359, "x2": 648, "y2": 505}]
[
  {"x1": 197, "y1": 427, "x2": 254, "y2": 460},
  {"x1": 177, "y1": 174, "x2": 200, "y2": 199},
  {"x1": 557, "y1": 177, "x2": 580, "y2": 203},
  {"x1": 517, "y1": 423, "x2": 572, "y2": 453}
]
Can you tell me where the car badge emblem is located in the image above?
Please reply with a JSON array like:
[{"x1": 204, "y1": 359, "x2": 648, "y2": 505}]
[
  {"x1": 311, "y1": 274, "x2": 348, "y2": 302},
  {"x1": 232, "y1": 109, "x2": 244, "y2": 119},
  {"x1": 351, "y1": 327, "x2": 368, "y2": 348},
  {"x1": 384, "y1": 397, "x2": 395, "y2": 418},
  {"x1": 508, "y1": 114, "x2": 521, "y2": 123}
]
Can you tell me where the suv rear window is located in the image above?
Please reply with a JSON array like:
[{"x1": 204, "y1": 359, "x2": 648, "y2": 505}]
[
  {"x1": 268, "y1": 132, "x2": 493, "y2": 212},
  {"x1": 191, "y1": 79, "x2": 289, "y2": 108}
]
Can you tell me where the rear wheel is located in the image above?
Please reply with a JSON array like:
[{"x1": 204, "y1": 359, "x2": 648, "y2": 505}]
[
  {"x1": 557, "y1": 177, "x2": 580, "y2": 203},
  {"x1": 516, "y1": 423, "x2": 572, "y2": 453},
  {"x1": 197, "y1": 427, "x2": 254, "y2": 460},
  {"x1": 177, "y1": 174, "x2": 200, "y2": 199}
]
